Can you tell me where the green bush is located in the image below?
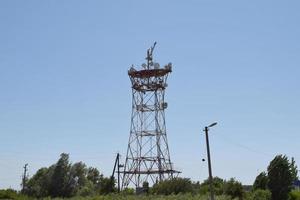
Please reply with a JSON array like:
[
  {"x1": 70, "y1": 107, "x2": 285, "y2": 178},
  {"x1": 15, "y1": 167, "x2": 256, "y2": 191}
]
[
  {"x1": 0, "y1": 189, "x2": 18, "y2": 199},
  {"x1": 0, "y1": 189, "x2": 30, "y2": 200},
  {"x1": 142, "y1": 181, "x2": 149, "y2": 194},
  {"x1": 151, "y1": 178, "x2": 193, "y2": 195},
  {"x1": 120, "y1": 188, "x2": 134, "y2": 195},
  {"x1": 252, "y1": 189, "x2": 271, "y2": 200},
  {"x1": 224, "y1": 178, "x2": 244, "y2": 200},
  {"x1": 289, "y1": 190, "x2": 300, "y2": 200},
  {"x1": 77, "y1": 186, "x2": 95, "y2": 197},
  {"x1": 199, "y1": 177, "x2": 225, "y2": 195}
]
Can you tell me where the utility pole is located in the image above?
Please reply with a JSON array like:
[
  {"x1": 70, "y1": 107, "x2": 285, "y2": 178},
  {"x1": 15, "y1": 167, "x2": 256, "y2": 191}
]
[
  {"x1": 21, "y1": 164, "x2": 28, "y2": 193},
  {"x1": 112, "y1": 153, "x2": 124, "y2": 192},
  {"x1": 117, "y1": 153, "x2": 124, "y2": 192},
  {"x1": 204, "y1": 122, "x2": 217, "y2": 200}
]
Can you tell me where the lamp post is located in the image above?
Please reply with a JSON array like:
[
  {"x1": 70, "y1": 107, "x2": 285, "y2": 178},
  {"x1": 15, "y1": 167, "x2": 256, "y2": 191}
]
[{"x1": 204, "y1": 122, "x2": 217, "y2": 200}]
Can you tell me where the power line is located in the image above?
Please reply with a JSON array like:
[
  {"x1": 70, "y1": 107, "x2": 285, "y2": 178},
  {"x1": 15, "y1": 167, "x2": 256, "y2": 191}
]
[{"x1": 212, "y1": 132, "x2": 273, "y2": 157}]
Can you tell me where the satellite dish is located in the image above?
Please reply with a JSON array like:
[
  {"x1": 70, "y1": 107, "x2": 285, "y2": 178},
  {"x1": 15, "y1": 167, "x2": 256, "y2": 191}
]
[
  {"x1": 141, "y1": 63, "x2": 147, "y2": 68},
  {"x1": 154, "y1": 63, "x2": 160, "y2": 69}
]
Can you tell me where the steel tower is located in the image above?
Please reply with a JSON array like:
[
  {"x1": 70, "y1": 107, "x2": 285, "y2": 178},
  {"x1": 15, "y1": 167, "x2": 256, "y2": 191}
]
[{"x1": 122, "y1": 43, "x2": 179, "y2": 189}]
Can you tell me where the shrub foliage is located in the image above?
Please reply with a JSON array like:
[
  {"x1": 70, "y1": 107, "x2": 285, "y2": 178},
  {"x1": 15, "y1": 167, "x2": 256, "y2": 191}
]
[{"x1": 151, "y1": 178, "x2": 193, "y2": 195}]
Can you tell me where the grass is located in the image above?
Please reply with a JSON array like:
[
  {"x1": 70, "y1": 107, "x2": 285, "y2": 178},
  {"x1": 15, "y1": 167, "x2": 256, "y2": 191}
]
[{"x1": 45, "y1": 194, "x2": 232, "y2": 200}]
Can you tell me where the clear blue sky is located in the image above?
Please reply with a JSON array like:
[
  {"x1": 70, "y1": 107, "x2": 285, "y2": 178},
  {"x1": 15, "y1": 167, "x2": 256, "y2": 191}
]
[{"x1": 1, "y1": 0, "x2": 300, "y2": 189}]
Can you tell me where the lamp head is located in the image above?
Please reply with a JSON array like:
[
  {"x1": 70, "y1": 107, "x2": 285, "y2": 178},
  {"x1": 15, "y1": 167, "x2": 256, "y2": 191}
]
[{"x1": 208, "y1": 122, "x2": 217, "y2": 128}]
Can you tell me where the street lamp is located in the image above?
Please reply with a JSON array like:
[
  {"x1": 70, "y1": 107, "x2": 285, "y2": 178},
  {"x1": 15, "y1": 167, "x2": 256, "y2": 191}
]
[{"x1": 204, "y1": 122, "x2": 217, "y2": 200}]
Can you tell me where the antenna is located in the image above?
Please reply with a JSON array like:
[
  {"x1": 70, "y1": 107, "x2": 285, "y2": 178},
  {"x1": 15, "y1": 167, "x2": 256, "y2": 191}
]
[{"x1": 146, "y1": 42, "x2": 157, "y2": 69}]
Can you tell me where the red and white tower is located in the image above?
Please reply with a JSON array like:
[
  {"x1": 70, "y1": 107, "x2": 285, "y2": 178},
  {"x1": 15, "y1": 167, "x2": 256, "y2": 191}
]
[{"x1": 122, "y1": 43, "x2": 180, "y2": 189}]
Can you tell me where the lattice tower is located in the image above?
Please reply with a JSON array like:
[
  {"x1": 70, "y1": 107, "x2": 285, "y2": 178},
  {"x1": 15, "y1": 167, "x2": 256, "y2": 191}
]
[{"x1": 122, "y1": 43, "x2": 180, "y2": 189}]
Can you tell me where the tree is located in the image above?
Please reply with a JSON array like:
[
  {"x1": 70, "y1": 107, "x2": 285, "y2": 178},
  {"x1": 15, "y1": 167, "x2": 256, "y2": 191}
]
[
  {"x1": 25, "y1": 166, "x2": 54, "y2": 197},
  {"x1": 290, "y1": 157, "x2": 299, "y2": 181},
  {"x1": 253, "y1": 172, "x2": 268, "y2": 190},
  {"x1": 199, "y1": 176, "x2": 225, "y2": 195},
  {"x1": 49, "y1": 153, "x2": 72, "y2": 197},
  {"x1": 224, "y1": 178, "x2": 244, "y2": 200},
  {"x1": 267, "y1": 155, "x2": 298, "y2": 200},
  {"x1": 98, "y1": 176, "x2": 116, "y2": 194},
  {"x1": 69, "y1": 162, "x2": 88, "y2": 192},
  {"x1": 87, "y1": 167, "x2": 102, "y2": 185},
  {"x1": 24, "y1": 153, "x2": 113, "y2": 198}
]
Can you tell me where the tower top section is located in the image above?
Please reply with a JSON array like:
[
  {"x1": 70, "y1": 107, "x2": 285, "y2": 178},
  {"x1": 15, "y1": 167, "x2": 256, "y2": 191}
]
[{"x1": 128, "y1": 42, "x2": 172, "y2": 79}]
